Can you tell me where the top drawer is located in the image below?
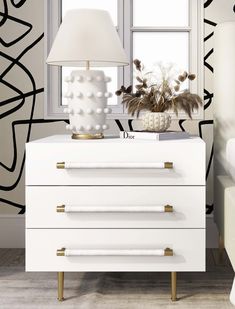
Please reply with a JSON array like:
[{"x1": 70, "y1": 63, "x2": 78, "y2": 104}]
[{"x1": 26, "y1": 135, "x2": 205, "y2": 186}]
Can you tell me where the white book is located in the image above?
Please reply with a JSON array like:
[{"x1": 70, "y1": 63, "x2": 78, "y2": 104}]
[{"x1": 120, "y1": 130, "x2": 190, "y2": 141}]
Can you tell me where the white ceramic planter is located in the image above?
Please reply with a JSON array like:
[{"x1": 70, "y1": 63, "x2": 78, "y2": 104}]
[
  {"x1": 64, "y1": 70, "x2": 112, "y2": 139},
  {"x1": 142, "y1": 112, "x2": 171, "y2": 132}
]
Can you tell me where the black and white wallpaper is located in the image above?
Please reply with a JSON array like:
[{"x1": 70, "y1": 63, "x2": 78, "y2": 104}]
[{"x1": 0, "y1": 0, "x2": 235, "y2": 215}]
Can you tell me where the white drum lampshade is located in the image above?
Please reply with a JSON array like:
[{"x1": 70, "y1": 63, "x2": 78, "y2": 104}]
[{"x1": 47, "y1": 9, "x2": 128, "y2": 139}]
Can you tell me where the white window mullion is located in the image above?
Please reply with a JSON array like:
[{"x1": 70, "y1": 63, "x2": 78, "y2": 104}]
[
  {"x1": 123, "y1": 0, "x2": 132, "y2": 89},
  {"x1": 189, "y1": 0, "x2": 204, "y2": 119},
  {"x1": 44, "y1": 0, "x2": 62, "y2": 119},
  {"x1": 107, "y1": 0, "x2": 124, "y2": 116},
  {"x1": 132, "y1": 27, "x2": 191, "y2": 32},
  {"x1": 119, "y1": 0, "x2": 132, "y2": 117}
]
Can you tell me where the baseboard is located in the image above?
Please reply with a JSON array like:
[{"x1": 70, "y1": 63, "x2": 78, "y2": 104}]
[
  {"x1": 0, "y1": 215, "x2": 25, "y2": 248},
  {"x1": 0, "y1": 215, "x2": 218, "y2": 248}
]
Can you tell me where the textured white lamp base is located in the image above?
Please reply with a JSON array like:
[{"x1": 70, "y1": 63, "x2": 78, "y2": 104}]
[
  {"x1": 230, "y1": 277, "x2": 235, "y2": 306},
  {"x1": 64, "y1": 70, "x2": 112, "y2": 139}
]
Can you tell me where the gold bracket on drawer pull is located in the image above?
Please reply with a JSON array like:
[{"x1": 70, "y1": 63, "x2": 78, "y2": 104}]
[
  {"x1": 56, "y1": 162, "x2": 65, "y2": 169},
  {"x1": 164, "y1": 205, "x2": 173, "y2": 213},
  {"x1": 56, "y1": 205, "x2": 65, "y2": 213},
  {"x1": 164, "y1": 248, "x2": 174, "y2": 256},
  {"x1": 164, "y1": 162, "x2": 173, "y2": 169},
  {"x1": 57, "y1": 248, "x2": 65, "y2": 256}
]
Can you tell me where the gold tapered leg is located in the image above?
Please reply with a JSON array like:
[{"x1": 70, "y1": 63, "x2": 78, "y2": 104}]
[
  {"x1": 219, "y1": 234, "x2": 224, "y2": 263},
  {"x1": 171, "y1": 272, "x2": 177, "y2": 301},
  {"x1": 58, "y1": 272, "x2": 64, "y2": 301}
]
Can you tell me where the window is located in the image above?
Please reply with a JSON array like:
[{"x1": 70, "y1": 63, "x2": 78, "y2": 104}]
[{"x1": 44, "y1": 0, "x2": 203, "y2": 119}]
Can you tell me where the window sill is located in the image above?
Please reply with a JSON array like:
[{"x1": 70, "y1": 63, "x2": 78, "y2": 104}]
[{"x1": 44, "y1": 111, "x2": 204, "y2": 120}]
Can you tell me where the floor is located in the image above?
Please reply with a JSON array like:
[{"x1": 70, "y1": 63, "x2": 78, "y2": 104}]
[{"x1": 0, "y1": 249, "x2": 234, "y2": 309}]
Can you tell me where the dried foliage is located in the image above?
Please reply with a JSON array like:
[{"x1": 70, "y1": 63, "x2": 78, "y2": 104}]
[{"x1": 116, "y1": 60, "x2": 203, "y2": 118}]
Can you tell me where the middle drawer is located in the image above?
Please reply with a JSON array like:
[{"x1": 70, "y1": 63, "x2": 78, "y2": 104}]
[{"x1": 26, "y1": 186, "x2": 205, "y2": 229}]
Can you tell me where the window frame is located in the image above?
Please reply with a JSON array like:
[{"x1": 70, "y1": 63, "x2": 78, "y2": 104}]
[{"x1": 44, "y1": 0, "x2": 204, "y2": 120}]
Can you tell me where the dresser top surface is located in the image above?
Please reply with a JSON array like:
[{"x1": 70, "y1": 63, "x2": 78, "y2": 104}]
[{"x1": 28, "y1": 135, "x2": 204, "y2": 145}]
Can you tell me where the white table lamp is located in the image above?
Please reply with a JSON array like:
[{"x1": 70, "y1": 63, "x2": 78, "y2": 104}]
[{"x1": 47, "y1": 9, "x2": 128, "y2": 139}]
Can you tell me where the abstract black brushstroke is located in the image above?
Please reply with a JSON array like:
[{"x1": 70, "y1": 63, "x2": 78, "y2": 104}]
[
  {"x1": 114, "y1": 119, "x2": 124, "y2": 131},
  {"x1": 206, "y1": 204, "x2": 213, "y2": 214},
  {"x1": 204, "y1": 48, "x2": 214, "y2": 73},
  {"x1": 178, "y1": 120, "x2": 186, "y2": 132},
  {"x1": 204, "y1": 89, "x2": 213, "y2": 110},
  {"x1": 204, "y1": 18, "x2": 217, "y2": 27},
  {"x1": 128, "y1": 119, "x2": 133, "y2": 131},
  {"x1": 0, "y1": 0, "x2": 8, "y2": 26},
  {"x1": 10, "y1": 0, "x2": 26, "y2": 8},
  {"x1": 204, "y1": 31, "x2": 214, "y2": 42},
  {"x1": 198, "y1": 120, "x2": 213, "y2": 186},
  {"x1": 0, "y1": 11, "x2": 32, "y2": 47},
  {"x1": 206, "y1": 145, "x2": 213, "y2": 180},
  {"x1": 204, "y1": 0, "x2": 214, "y2": 9},
  {"x1": 0, "y1": 198, "x2": 25, "y2": 213},
  {"x1": 199, "y1": 120, "x2": 213, "y2": 138}
]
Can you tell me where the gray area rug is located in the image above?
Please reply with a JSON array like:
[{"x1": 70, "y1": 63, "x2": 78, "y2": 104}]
[{"x1": 0, "y1": 249, "x2": 234, "y2": 309}]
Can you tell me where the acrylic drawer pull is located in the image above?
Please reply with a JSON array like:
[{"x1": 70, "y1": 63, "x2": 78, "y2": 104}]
[
  {"x1": 57, "y1": 247, "x2": 173, "y2": 257},
  {"x1": 56, "y1": 162, "x2": 173, "y2": 169},
  {"x1": 56, "y1": 205, "x2": 173, "y2": 213}
]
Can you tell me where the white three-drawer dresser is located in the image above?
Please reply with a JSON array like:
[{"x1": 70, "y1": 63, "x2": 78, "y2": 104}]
[{"x1": 26, "y1": 135, "x2": 205, "y2": 301}]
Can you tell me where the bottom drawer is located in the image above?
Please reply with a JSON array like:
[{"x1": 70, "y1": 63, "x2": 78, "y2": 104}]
[{"x1": 26, "y1": 229, "x2": 205, "y2": 272}]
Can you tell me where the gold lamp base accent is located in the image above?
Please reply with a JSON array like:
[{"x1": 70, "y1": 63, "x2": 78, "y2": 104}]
[{"x1": 72, "y1": 133, "x2": 104, "y2": 140}]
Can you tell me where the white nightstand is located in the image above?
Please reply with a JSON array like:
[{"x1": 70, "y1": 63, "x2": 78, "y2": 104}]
[{"x1": 25, "y1": 135, "x2": 206, "y2": 301}]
